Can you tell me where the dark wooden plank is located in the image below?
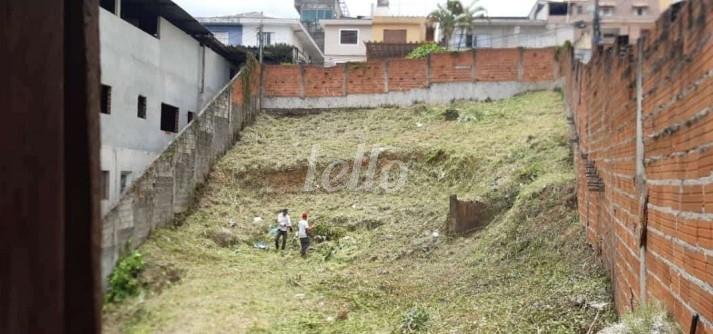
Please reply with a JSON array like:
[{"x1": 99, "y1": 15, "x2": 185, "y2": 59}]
[
  {"x1": 0, "y1": 0, "x2": 101, "y2": 332},
  {"x1": 63, "y1": 0, "x2": 101, "y2": 332}
]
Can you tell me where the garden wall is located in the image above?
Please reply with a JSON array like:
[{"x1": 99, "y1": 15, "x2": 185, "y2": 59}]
[
  {"x1": 100, "y1": 60, "x2": 261, "y2": 284},
  {"x1": 561, "y1": 1, "x2": 713, "y2": 332},
  {"x1": 261, "y1": 48, "x2": 562, "y2": 110}
]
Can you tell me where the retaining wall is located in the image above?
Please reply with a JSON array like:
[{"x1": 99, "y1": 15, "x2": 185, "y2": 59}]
[
  {"x1": 101, "y1": 62, "x2": 261, "y2": 283},
  {"x1": 561, "y1": 1, "x2": 713, "y2": 332},
  {"x1": 262, "y1": 48, "x2": 562, "y2": 110}
]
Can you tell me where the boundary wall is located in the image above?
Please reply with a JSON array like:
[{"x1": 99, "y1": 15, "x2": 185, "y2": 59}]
[
  {"x1": 560, "y1": 1, "x2": 713, "y2": 332},
  {"x1": 262, "y1": 48, "x2": 561, "y2": 109},
  {"x1": 101, "y1": 61, "x2": 261, "y2": 283}
]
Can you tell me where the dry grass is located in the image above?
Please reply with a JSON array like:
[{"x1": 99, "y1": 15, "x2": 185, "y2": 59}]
[{"x1": 103, "y1": 91, "x2": 616, "y2": 333}]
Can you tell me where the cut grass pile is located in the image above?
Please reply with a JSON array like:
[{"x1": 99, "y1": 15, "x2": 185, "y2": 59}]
[{"x1": 103, "y1": 91, "x2": 616, "y2": 333}]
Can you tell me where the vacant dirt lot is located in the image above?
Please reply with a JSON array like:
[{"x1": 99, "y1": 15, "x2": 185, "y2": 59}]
[{"x1": 103, "y1": 91, "x2": 616, "y2": 333}]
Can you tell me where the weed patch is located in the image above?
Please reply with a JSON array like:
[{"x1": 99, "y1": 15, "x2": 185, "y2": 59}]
[{"x1": 106, "y1": 251, "x2": 144, "y2": 303}]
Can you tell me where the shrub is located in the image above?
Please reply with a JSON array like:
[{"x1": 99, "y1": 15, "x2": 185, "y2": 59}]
[
  {"x1": 400, "y1": 306, "x2": 430, "y2": 333},
  {"x1": 311, "y1": 223, "x2": 346, "y2": 241},
  {"x1": 228, "y1": 43, "x2": 298, "y2": 64},
  {"x1": 406, "y1": 43, "x2": 446, "y2": 59},
  {"x1": 106, "y1": 250, "x2": 145, "y2": 303}
]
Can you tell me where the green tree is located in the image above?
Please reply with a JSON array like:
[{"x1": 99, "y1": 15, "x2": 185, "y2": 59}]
[{"x1": 428, "y1": 1, "x2": 487, "y2": 49}]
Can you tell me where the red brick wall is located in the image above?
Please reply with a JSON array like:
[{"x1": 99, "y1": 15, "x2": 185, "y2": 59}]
[
  {"x1": 232, "y1": 62, "x2": 261, "y2": 106},
  {"x1": 430, "y1": 52, "x2": 473, "y2": 83},
  {"x1": 303, "y1": 66, "x2": 345, "y2": 97},
  {"x1": 387, "y1": 58, "x2": 429, "y2": 91},
  {"x1": 522, "y1": 49, "x2": 555, "y2": 82},
  {"x1": 261, "y1": 48, "x2": 558, "y2": 98},
  {"x1": 475, "y1": 48, "x2": 520, "y2": 81},
  {"x1": 262, "y1": 65, "x2": 301, "y2": 97},
  {"x1": 561, "y1": 0, "x2": 713, "y2": 332},
  {"x1": 347, "y1": 61, "x2": 386, "y2": 94}
]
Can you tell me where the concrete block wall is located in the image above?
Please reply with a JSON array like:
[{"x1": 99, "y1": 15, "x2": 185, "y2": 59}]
[
  {"x1": 561, "y1": 0, "x2": 713, "y2": 332},
  {"x1": 261, "y1": 48, "x2": 560, "y2": 110},
  {"x1": 101, "y1": 63, "x2": 261, "y2": 283}
]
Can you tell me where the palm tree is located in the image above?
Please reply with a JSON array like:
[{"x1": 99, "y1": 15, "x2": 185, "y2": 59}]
[
  {"x1": 428, "y1": 1, "x2": 487, "y2": 49},
  {"x1": 428, "y1": 2, "x2": 457, "y2": 47},
  {"x1": 455, "y1": 1, "x2": 488, "y2": 50}
]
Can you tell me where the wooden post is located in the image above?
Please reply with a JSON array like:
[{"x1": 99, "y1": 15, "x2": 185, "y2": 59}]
[{"x1": 1, "y1": 0, "x2": 102, "y2": 332}]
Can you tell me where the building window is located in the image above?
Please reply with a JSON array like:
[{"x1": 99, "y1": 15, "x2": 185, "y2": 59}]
[
  {"x1": 120, "y1": 3, "x2": 160, "y2": 38},
  {"x1": 101, "y1": 171, "x2": 110, "y2": 200},
  {"x1": 100, "y1": 84, "x2": 111, "y2": 114},
  {"x1": 599, "y1": 6, "x2": 615, "y2": 17},
  {"x1": 100, "y1": 0, "x2": 116, "y2": 13},
  {"x1": 187, "y1": 111, "x2": 195, "y2": 123},
  {"x1": 383, "y1": 29, "x2": 407, "y2": 43},
  {"x1": 340, "y1": 30, "x2": 359, "y2": 45},
  {"x1": 548, "y1": 2, "x2": 569, "y2": 15},
  {"x1": 465, "y1": 33, "x2": 474, "y2": 48},
  {"x1": 213, "y1": 32, "x2": 230, "y2": 45},
  {"x1": 120, "y1": 171, "x2": 131, "y2": 193},
  {"x1": 160, "y1": 103, "x2": 179, "y2": 133},
  {"x1": 576, "y1": 5, "x2": 584, "y2": 15},
  {"x1": 258, "y1": 32, "x2": 274, "y2": 46},
  {"x1": 426, "y1": 26, "x2": 435, "y2": 42},
  {"x1": 301, "y1": 9, "x2": 334, "y2": 23},
  {"x1": 137, "y1": 95, "x2": 147, "y2": 119},
  {"x1": 633, "y1": 6, "x2": 648, "y2": 16}
]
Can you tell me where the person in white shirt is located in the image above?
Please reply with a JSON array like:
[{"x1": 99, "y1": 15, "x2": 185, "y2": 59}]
[
  {"x1": 275, "y1": 209, "x2": 292, "y2": 251},
  {"x1": 298, "y1": 212, "x2": 312, "y2": 257}
]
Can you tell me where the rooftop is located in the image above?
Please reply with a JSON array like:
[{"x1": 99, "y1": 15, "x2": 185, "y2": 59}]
[{"x1": 116, "y1": 0, "x2": 248, "y2": 65}]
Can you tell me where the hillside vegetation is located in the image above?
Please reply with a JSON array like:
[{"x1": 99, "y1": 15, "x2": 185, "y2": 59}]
[{"x1": 103, "y1": 91, "x2": 616, "y2": 333}]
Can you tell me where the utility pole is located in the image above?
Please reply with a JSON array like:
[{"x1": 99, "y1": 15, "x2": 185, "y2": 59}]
[
  {"x1": 258, "y1": 11, "x2": 264, "y2": 64},
  {"x1": 592, "y1": 0, "x2": 601, "y2": 47}
]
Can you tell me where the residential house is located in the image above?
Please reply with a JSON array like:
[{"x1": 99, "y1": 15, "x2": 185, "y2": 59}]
[
  {"x1": 370, "y1": 0, "x2": 434, "y2": 44},
  {"x1": 447, "y1": 0, "x2": 575, "y2": 50},
  {"x1": 198, "y1": 12, "x2": 324, "y2": 64},
  {"x1": 295, "y1": 0, "x2": 350, "y2": 51},
  {"x1": 538, "y1": 0, "x2": 678, "y2": 60},
  {"x1": 98, "y1": 0, "x2": 242, "y2": 214},
  {"x1": 450, "y1": 17, "x2": 575, "y2": 49},
  {"x1": 320, "y1": 18, "x2": 373, "y2": 65},
  {"x1": 372, "y1": 16, "x2": 433, "y2": 43}
]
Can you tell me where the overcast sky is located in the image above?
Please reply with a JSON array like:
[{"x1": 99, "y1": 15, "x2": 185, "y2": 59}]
[{"x1": 173, "y1": 0, "x2": 537, "y2": 19}]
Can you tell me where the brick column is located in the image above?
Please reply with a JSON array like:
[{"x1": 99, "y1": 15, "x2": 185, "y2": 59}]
[
  {"x1": 471, "y1": 49, "x2": 478, "y2": 81},
  {"x1": 517, "y1": 47, "x2": 524, "y2": 82},
  {"x1": 384, "y1": 59, "x2": 390, "y2": 92},
  {"x1": 343, "y1": 62, "x2": 349, "y2": 96}
]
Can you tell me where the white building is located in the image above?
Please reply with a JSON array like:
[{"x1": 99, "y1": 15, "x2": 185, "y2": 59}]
[
  {"x1": 99, "y1": 0, "x2": 241, "y2": 214},
  {"x1": 198, "y1": 13, "x2": 324, "y2": 64},
  {"x1": 447, "y1": 0, "x2": 575, "y2": 50},
  {"x1": 320, "y1": 18, "x2": 373, "y2": 66},
  {"x1": 450, "y1": 18, "x2": 575, "y2": 49}
]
